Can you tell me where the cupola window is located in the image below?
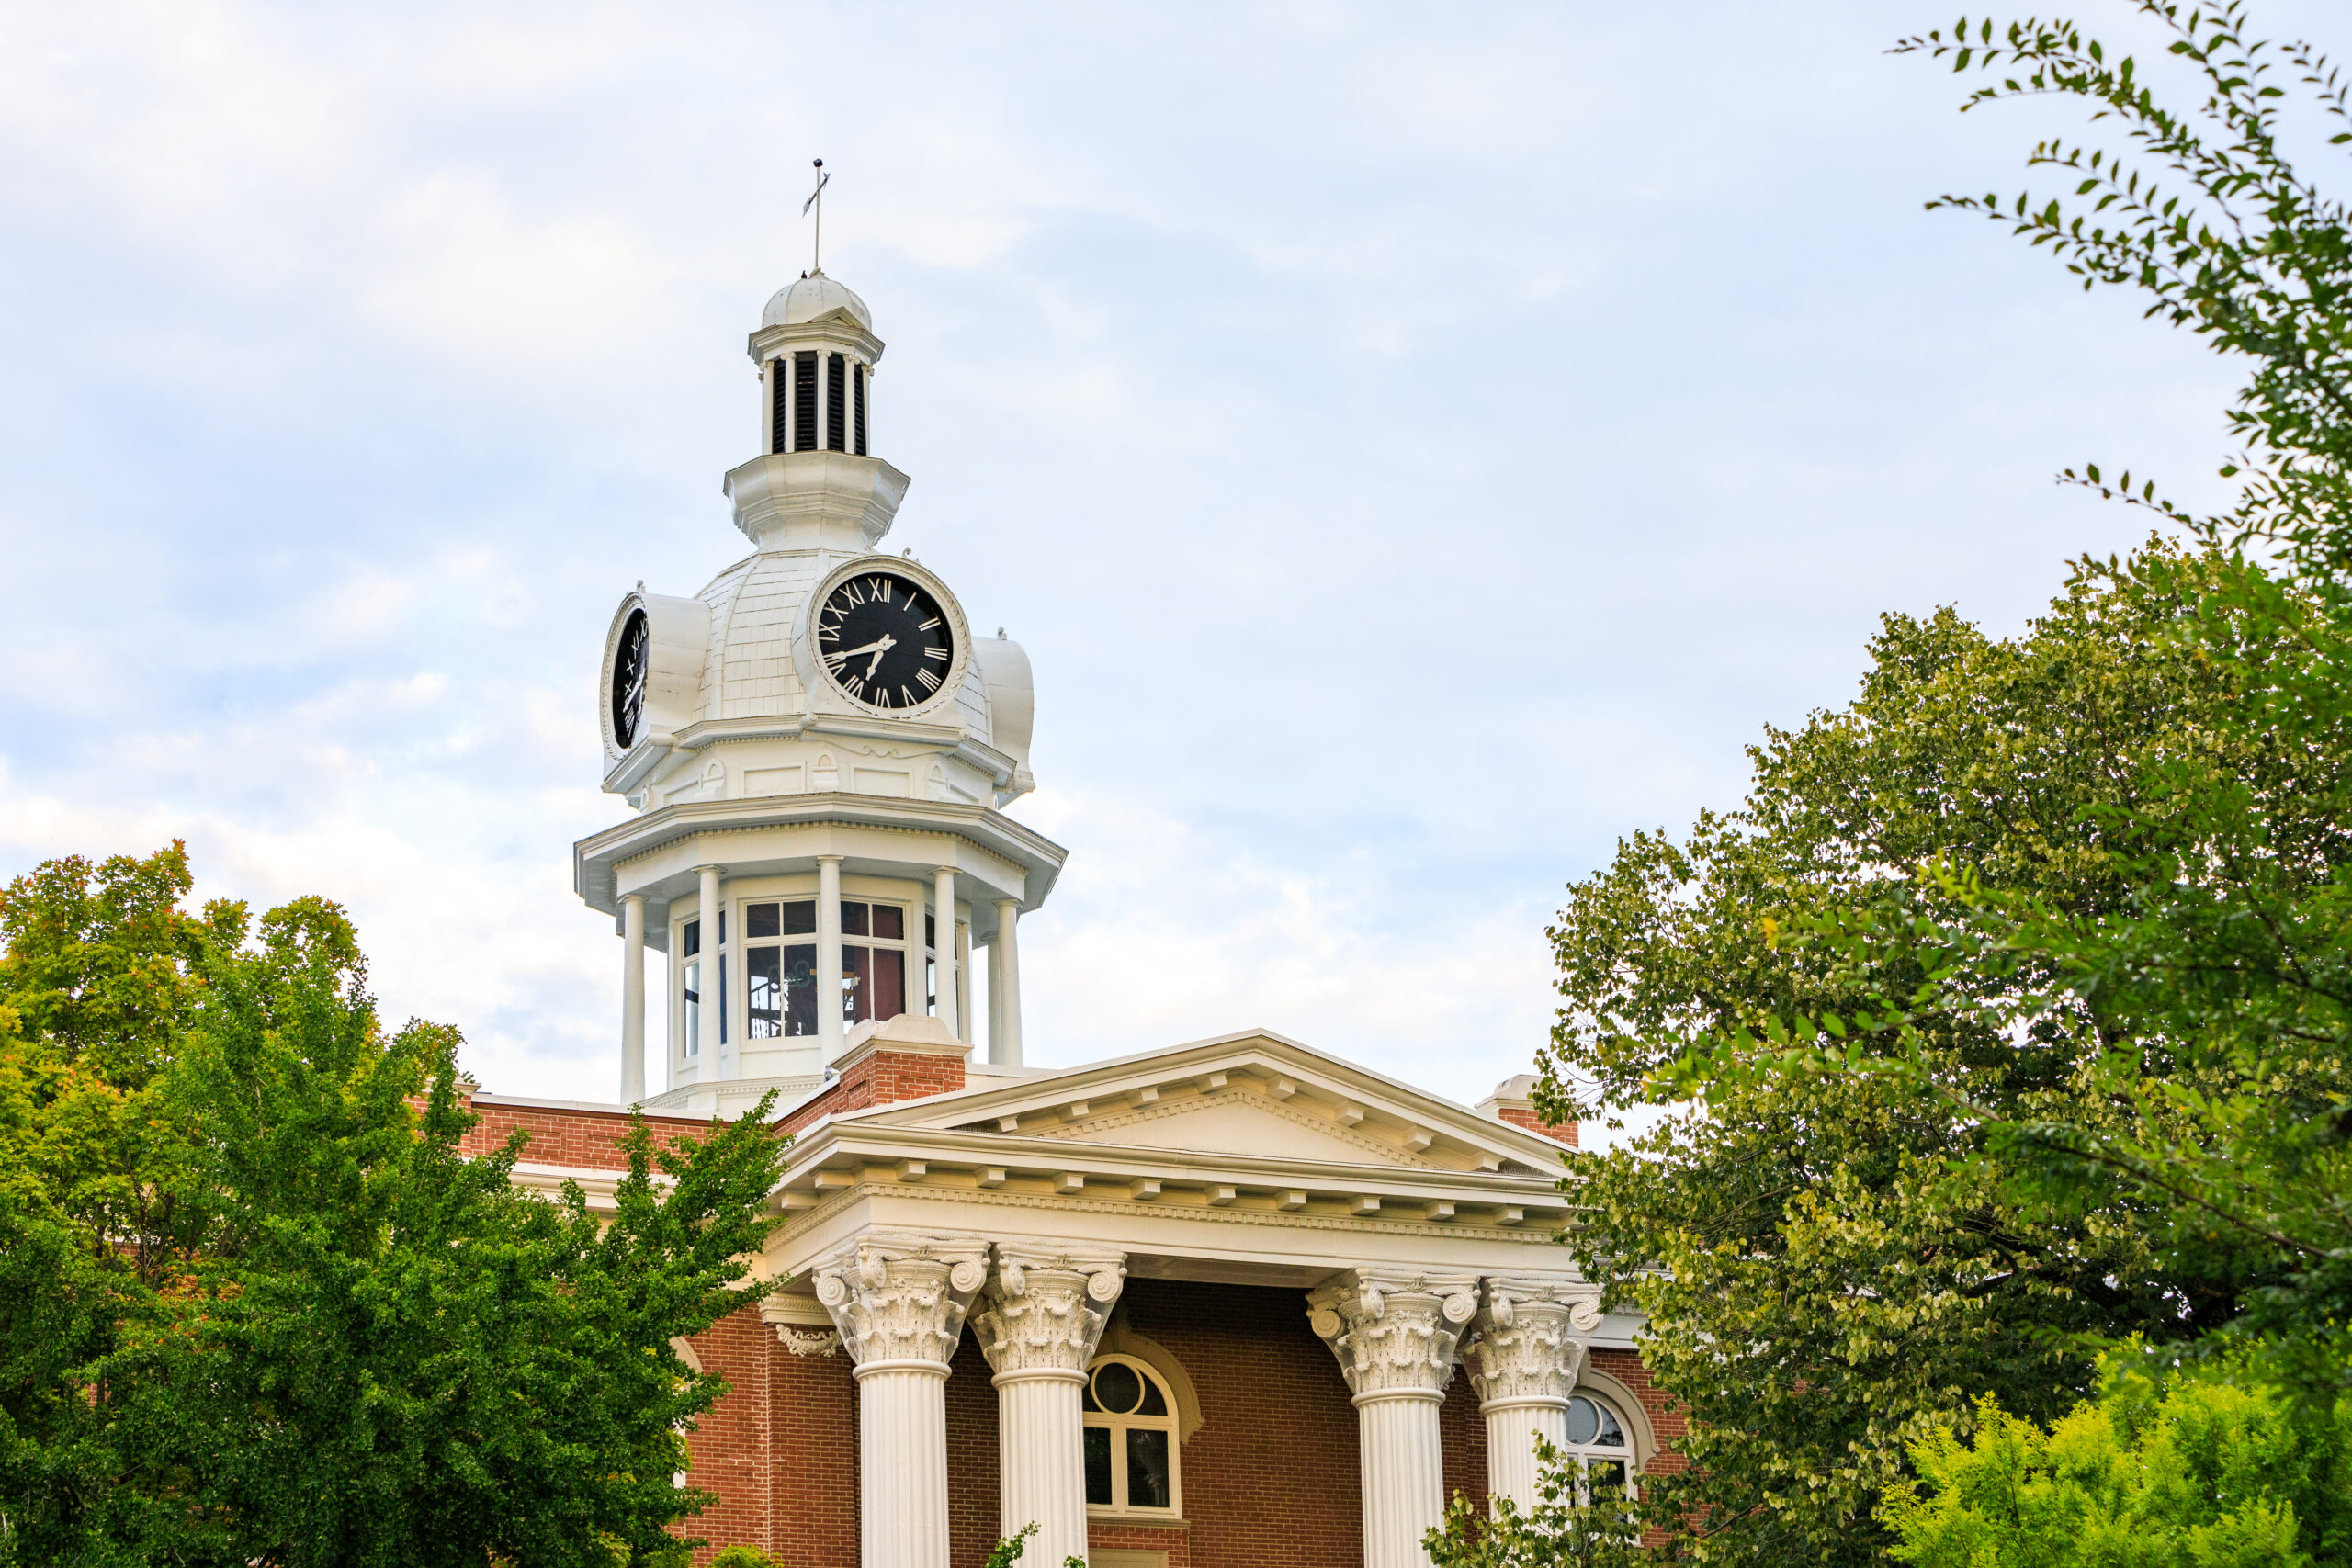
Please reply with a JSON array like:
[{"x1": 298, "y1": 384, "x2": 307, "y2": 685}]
[
  {"x1": 1082, "y1": 1355, "x2": 1180, "y2": 1517},
  {"x1": 768, "y1": 360, "x2": 790, "y2": 456},
  {"x1": 680, "y1": 919, "x2": 702, "y2": 1057},
  {"x1": 741, "y1": 898, "x2": 910, "y2": 1037},
  {"x1": 853, "y1": 362, "x2": 868, "y2": 456}
]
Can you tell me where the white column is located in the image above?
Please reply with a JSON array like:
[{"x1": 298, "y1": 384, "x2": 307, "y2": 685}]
[
  {"x1": 620, "y1": 893, "x2": 646, "y2": 1103},
  {"x1": 812, "y1": 1230, "x2": 990, "y2": 1568},
  {"x1": 993, "y1": 897, "x2": 1023, "y2": 1067},
  {"x1": 932, "y1": 866, "x2": 959, "y2": 1039},
  {"x1": 1466, "y1": 1277, "x2": 1605, "y2": 1517},
  {"x1": 955, "y1": 919, "x2": 972, "y2": 1048},
  {"x1": 971, "y1": 1247, "x2": 1126, "y2": 1566},
  {"x1": 695, "y1": 865, "x2": 722, "y2": 1072},
  {"x1": 818, "y1": 855, "x2": 845, "y2": 1060},
  {"x1": 1309, "y1": 1269, "x2": 1480, "y2": 1568}
]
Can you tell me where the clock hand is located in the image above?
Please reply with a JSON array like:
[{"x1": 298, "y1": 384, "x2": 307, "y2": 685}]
[
  {"x1": 825, "y1": 636, "x2": 894, "y2": 664},
  {"x1": 863, "y1": 634, "x2": 897, "y2": 678}
]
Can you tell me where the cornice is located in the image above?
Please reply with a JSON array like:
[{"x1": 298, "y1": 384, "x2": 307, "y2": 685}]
[
  {"x1": 785, "y1": 1122, "x2": 1568, "y2": 1204},
  {"x1": 573, "y1": 792, "x2": 1066, "y2": 912},
  {"x1": 777, "y1": 1178, "x2": 1573, "y2": 1245}
]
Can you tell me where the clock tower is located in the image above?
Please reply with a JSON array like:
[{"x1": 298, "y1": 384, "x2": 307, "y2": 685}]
[{"x1": 578, "y1": 268, "x2": 1064, "y2": 1112}]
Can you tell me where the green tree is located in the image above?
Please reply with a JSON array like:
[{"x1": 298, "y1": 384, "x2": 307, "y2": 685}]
[
  {"x1": 0, "y1": 846, "x2": 790, "y2": 1566},
  {"x1": 1532, "y1": 549, "x2": 2291, "y2": 1564},
  {"x1": 1878, "y1": 1359, "x2": 2352, "y2": 1566},
  {"x1": 1521, "y1": 5, "x2": 2352, "y2": 1561}
]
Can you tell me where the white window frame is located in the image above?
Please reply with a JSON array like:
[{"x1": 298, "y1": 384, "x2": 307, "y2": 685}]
[
  {"x1": 1560, "y1": 1391, "x2": 1638, "y2": 1505},
  {"x1": 1082, "y1": 1353, "x2": 1182, "y2": 1519},
  {"x1": 738, "y1": 894, "x2": 917, "y2": 1039}
]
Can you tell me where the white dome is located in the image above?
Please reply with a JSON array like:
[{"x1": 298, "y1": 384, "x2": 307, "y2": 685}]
[{"x1": 760, "y1": 272, "x2": 872, "y2": 330}]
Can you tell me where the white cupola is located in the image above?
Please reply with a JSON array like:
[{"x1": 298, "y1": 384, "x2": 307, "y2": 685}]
[{"x1": 578, "y1": 262, "x2": 1064, "y2": 1117}]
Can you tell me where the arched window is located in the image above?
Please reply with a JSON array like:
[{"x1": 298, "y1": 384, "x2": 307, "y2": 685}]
[
  {"x1": 1082, "y1": 1354, "x2": 1180, "y2": 1517},
  {"x1": 1562, "y1": 1393, "x2": 1636, "y2": 1503}
]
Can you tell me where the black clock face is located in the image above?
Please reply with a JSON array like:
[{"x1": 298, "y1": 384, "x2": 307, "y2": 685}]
[
  {"x1": 611, "y1": 608, "x2": 648, "y2": 748},
  {"x1": 816, "y1": 571, "x2": 956, "y2": 711}
]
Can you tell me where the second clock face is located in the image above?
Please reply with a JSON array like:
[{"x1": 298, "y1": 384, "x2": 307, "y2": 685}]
[{"x1": 815, "y1": 570, "x2": 956, "y2": 711}]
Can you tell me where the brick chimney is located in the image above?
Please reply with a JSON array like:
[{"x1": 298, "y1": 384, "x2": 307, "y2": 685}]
[
  {"x1": 1476, "y1": 1073, "x2": 1577, "y2": 1147},
  {"x1": 776, "y1": 1013, "x2": 971, "y2": 1138}
]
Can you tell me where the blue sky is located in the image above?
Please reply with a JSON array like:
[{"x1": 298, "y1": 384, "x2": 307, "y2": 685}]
[{"x1": 0, "y1": 1, "x2": 2330, "y2": 1113}]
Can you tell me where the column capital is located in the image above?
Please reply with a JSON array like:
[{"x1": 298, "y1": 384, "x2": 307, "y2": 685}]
[
  {"x1": 816, "y1": 852, "x2": 845, "y2": 865},
  {"x1": 972, "y1": 1245, "x2": 1125, "y2": 1383},
  {"x1": 1306, "y1": 1266, "x2": 1481, "y2": 1402},
  {"x1": 1466, "y1": 1275, "x2": 1605, "y2": 1410},
  {"x1": 810, "y1": 1228, "x2": 990, "y2": 1376}
]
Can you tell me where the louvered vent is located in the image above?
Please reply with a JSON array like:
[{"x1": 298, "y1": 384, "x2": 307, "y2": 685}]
[
  {"x1": 853, "y1": 363, "x2": 867, "y2": 456},
  {"x1": 768, "y1": 359, "x2": 789, "y2": 455},
  {"x1": 826, "y1": 353, "x2": 848, "y2": 451},
  {"x1": 794, "y1": 353, "x2": 819, "y2": 451}
]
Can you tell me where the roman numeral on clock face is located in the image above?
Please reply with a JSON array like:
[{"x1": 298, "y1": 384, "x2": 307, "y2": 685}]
[{"x1": 917, "y1": 667, "x2": 941, "y2": 692}]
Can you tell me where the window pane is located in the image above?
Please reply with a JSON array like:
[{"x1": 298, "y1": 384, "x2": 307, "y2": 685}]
[
  {"x1": 1125, "y1": 1428, "x2": 1170, "y2": 1510},
  {"x1": 747, "y1": 946, "x2": 783, "y2": 1038},
  {"x1": 842, "y1": 945, "x2": 870, "y2": 1022},
  {"x1": 870, "y1": 948, "x2": 904, "y2": 1021},
  {"x1": 1094, "y1": 1361, "x2": 1143, "y2": 1416},
  {"x1": 1589, "y1": 1460, "x2": 1626, "y2": 1502},
  {"x1": 747, "y1": 902, "x2": 780, "y2": 939},
  {"x1": 718, "y1": 954, "x2": 728, "y2": 1043},
  {"x1": 1136, "y1": 1376, "x2": 1167, "y2": 1416},
  {"x1": 684, "y1": 962, "x2": 700, "y2": 1057},
  {"x1": 1593, "y1": 1404, "x2": 1626, "y2": 1448},
  {"x1": 783, "y1": 945, "x2": 817, "y2": 1037},
  {"x1": 842, "y1": 901, "x2": 870, "y2": 937},
  {"x1": 782, "y1": 900, "x2": 816, "y2": 936},
  {"x1": 872, "y1": 904, "x2": 904, "y2": 940},
  {"x1": 1565, "y1": 1397, "x2": 1598, "y2": 1446},
  {"x1": 682, "y1": 919, "x2": 700, "y2": 958},
  {"x1": 925, "y1": 913, "x2": 936, "y2": 949},
  {"x1": 1083, "y1": 1427, "x2": 1114, "y2": 1506}
]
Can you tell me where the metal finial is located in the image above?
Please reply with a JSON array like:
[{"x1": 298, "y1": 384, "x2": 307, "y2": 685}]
[{"x1": 802, "y1": 158, "x2": 831, "y2": 274}]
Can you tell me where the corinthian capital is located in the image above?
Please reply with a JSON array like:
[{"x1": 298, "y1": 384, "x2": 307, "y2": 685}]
[
  {"x1": 1306, "y1": 1267, "x2": 1481, "y2": 1400},
  {"x1": 970, "y1": 1244, "x2": 1127, "y2": 1381},
  {"x1": 1465, "y1": 1273, "x2": 1605, "y2": 1408},
  {"x1": 810, "y1": 1228, "x2": 992, "y2": 1372}
]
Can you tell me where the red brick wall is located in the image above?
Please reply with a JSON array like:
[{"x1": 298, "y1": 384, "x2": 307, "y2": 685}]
[
  {"x1": 681, "y1": 1303, "x2": 774, "y2": 1556},
  {"x1": 1109, "y1": 1279, "x2": 1366, "y2": 1568},
  {"x1": 766, "y1": 1316, "x2": 859, "y2": 1567},
  {"x1": 777, "y1": 1047, "x2": 967, "y2": 1140},
  {"x1": 945, "y1": 1334, "x2": 1001, "y2": 1568},
  {"x1": 459, "y1": 1098, "x2": 710, "y2": 1168},
  {"x1": 1495, "y1": 1105, "x2": 1579, "y2": 1147}
]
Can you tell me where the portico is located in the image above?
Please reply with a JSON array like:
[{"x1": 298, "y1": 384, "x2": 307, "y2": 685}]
[{"x1": 748, "y1": 1026, "x2": 1634, "y2": 1568}]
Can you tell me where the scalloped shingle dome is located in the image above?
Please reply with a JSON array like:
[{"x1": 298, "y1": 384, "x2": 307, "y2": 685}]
[{"x1": 761, "y1": 272, "x2": 872, "y2": 330}]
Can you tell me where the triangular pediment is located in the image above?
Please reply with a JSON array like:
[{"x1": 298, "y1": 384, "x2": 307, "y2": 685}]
[
  {"x1": 851, "y1": 1029, "x2": 1566, "y2": 1179},
  {"x1": 1034, "y1": 1090, "x2": 1437, "y2": 1168}
]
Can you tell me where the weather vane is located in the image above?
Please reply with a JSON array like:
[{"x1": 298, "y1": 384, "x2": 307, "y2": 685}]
[{"x1": 803, "y1": 158, "x2": 831, "y2": 275}]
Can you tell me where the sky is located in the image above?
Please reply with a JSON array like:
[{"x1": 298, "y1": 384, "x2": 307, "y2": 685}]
[{"x1": 1, "y1": 0, "x2": 2335, "y2": 1121}]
